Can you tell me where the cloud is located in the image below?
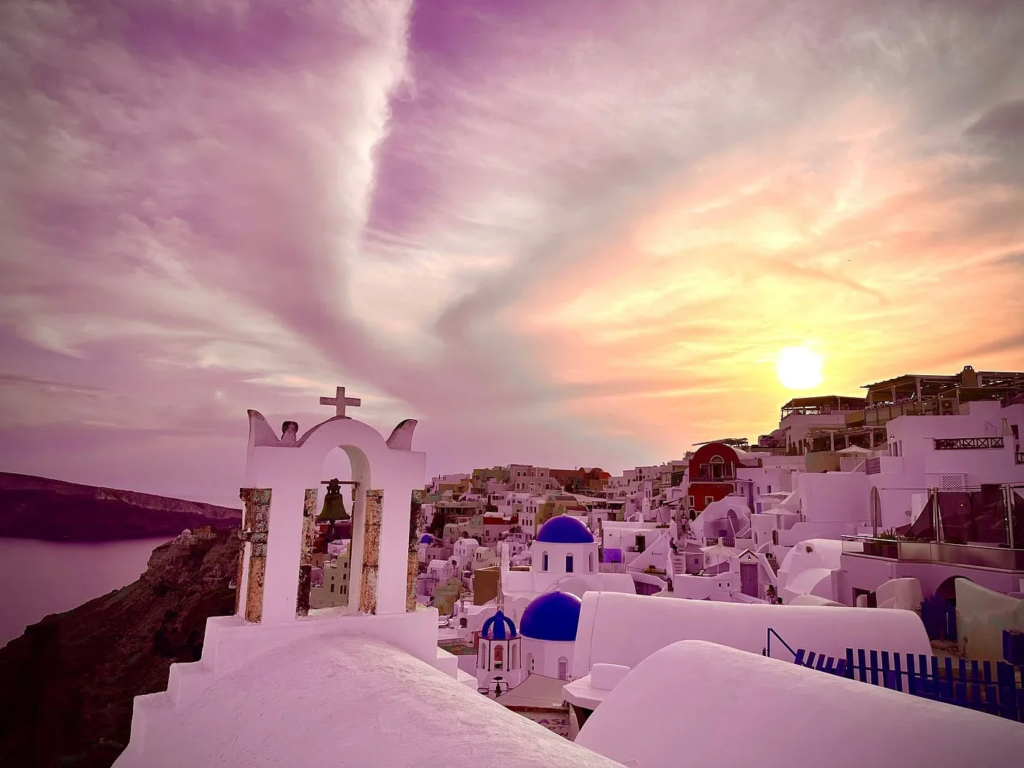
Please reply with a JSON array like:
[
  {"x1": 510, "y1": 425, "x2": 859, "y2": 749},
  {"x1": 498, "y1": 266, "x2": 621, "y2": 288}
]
[{"x1": 2, "y1": 0, "x2": 1024, "y2": 501}]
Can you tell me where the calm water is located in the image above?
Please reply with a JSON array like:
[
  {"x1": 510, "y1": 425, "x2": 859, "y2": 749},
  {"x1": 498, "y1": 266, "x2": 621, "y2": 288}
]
[{"x1": 0, "y1": 537, "x2": 170, "y2": 649}]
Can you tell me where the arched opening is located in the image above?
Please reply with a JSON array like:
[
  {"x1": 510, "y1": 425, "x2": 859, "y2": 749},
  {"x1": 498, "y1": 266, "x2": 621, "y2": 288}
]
[
  {"x1": 935, "y1": 575, "x2": 969, "y2": 606},
  {"x1": 480, "y1": 645, "x2": 486, "y2": 669},
  {"x1": 710, "y1": 455, "x2": 725, "y2": 479},
  {"x1": 557, "y1": 657, "x2": 568, "y2": 681},
  {"x1": 306, "y1": 447, "x2": 358, "y2": 615},
  {"x1": 511, "y1": 643, "x2": 519, "y2": 670},
  {"x1": 542, "y1": 551, "x2": 549, "y2": 571},
  {"x1": 566, "y1": 553, "x2": 574, "y2": 573},
  {"x1": 493, "y1": 644, "x2": 504, "y2": 670}
]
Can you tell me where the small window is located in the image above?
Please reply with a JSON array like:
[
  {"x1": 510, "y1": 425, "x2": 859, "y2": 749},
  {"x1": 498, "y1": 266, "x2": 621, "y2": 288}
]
[
  {"x1": 767, "y1": 485, "x2": 772, "y2": 494},
  {"x1": 589, "y1": 552, "x2": 594, "y2": 572},
  {"x1": 566, "y1": 554, "x2": 574, "y2": 573},
  {"x1": 705, "y1": 496, "x2": 714, "y2": 505},
  {"x1": 542, "y1": 552, "x2": 549, "y2": 571}
]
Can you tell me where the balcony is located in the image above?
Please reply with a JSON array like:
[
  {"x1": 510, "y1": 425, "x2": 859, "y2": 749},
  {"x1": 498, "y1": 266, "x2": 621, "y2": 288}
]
[
  {"x1": 842, "y1": 537, "x2": 1024, "y2": 571},
  {"x1": 933, "y1": 437, "x2": 1004, "y2": 450}
]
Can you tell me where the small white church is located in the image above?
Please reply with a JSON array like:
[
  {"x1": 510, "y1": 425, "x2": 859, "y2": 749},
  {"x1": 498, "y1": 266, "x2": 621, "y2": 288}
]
[{"x1": 112, "y1": 387, "x2": 1024, "y2": 768}]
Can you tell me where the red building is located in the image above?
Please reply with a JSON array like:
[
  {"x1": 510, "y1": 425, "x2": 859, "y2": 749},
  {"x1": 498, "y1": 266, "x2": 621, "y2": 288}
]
[{"x1": 686, "y1": 443, "x2": 754, "y2": 513}]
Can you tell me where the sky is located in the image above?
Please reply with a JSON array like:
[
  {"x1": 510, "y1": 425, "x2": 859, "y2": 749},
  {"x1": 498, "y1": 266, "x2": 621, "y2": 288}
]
[{"x1": 1, "y1": 0, "x2": 1023, "y2": 506}]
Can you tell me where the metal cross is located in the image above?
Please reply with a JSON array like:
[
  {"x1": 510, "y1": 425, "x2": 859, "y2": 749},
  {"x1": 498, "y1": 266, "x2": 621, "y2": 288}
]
[{"x1": 319, "y1": 386, "x2": 361, "y2": 418}]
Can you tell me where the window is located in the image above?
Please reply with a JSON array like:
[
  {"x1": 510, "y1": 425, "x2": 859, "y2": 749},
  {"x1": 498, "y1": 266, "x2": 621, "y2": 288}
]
[
  {"x1": 528, "y1": 653, "x2": 535, "y2": 674},
  {"x1": 767, "y1": 485, "x2": 772, "y2": 494},
  {"x1": 480, "y1": 646, "x2": 486, "y2": 668},
  {"x1": 542, "y1": 552, "x2": 549, "y2": 571},
  {"x1": 687, "y1": 495, "x2": 694, "y2": 507},
  {"x1": 494, "y1": 645, "x2": 504, "y2": 670},
  {"x1": 705, "y1": 496, "x2": 714, "y2": 506},
  {"x1": 330, "y1": 584, "x2": 335, "y2": 593},
  {"x1": 511, "y1": 644, "x2": 519, "y2": 670},
  {"x1": 566, "y1": 554, "x2": 574, "y2": 573},
  {"x1": 589, "y1": 552, "x2": 594, "y2": 572}
]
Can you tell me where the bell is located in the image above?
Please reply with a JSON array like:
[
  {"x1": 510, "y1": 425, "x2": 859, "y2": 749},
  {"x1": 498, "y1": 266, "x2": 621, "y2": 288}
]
[{"x1": 318, "y1": 478, "x2": 350, "y2": 522}]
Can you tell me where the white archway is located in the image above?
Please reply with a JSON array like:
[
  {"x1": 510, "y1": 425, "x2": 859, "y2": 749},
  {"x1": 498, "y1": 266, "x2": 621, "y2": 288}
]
[{"x1": 240, "y1": 409, "x2": 426, "y2": 622}]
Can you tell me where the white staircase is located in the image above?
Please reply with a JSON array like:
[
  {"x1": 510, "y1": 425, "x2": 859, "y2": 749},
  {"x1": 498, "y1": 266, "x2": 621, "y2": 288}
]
[{"x1": 115, "y1": 610, "x2": 458, "y2": 766}]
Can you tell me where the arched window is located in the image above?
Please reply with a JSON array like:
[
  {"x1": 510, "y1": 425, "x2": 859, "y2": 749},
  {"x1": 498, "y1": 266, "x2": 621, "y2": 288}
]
[
  {"x1": 494, "y1": 645, "x2": 504, "y2": 670},
  {"x1": 589, "y1": 552, "x2": 594, "y2": 572},
  {"x1": 542, "y1": 552, "x2": 549, "y2": 571},
  {"x1": 565, "y1": 553, "x2": 574, "y2": 573},
  {"x1": 510, "y1": 643, "x2": 519, "y2": 671},
  {"x1": 480, "y1": 646, "x2": 486, "y2": 668},
  {"x1": 557, "y1": 657, "x2": 568, "y2": 681}
]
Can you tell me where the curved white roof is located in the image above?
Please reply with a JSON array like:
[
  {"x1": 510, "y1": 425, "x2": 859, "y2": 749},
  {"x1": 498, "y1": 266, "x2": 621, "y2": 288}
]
[
  {"x1": 577, "y1": 640, "x2": 1024, "y2": 768},
  {"x1": 572, "y1": 592, "x2": 930, "y2": 678},
  {"x1": 117, "y1": 635, "x2": 620, "y2": 768}
]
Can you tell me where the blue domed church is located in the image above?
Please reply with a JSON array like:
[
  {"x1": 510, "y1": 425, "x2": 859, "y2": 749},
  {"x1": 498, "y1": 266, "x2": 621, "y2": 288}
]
[
  {"x1": 520, "y1": 590, "x2": 583, "y2": 680},
  {"x1": 501, "y1": 514, "x2": 635, "y2": 600}
]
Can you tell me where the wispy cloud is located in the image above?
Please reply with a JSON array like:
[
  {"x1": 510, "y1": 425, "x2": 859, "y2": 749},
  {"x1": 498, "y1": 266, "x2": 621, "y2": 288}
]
[{"x1": 1, "y1": 0, "x2": 1023, "y2": 501}]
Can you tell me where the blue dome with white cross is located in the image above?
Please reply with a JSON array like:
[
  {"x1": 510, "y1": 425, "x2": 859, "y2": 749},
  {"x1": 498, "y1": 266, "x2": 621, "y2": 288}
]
[{"x1": 480, "y1": 609, "x2": 517, "y2": 641}]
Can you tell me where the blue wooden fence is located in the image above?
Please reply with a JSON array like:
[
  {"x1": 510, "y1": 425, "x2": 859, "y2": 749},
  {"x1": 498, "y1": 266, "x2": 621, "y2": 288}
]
[
  {"x1": 793, "y1": 647, "x2": 1024, "y2": 723},
  {"x1": 920, "y1": 595, "x2": 957, "y2": 641}
]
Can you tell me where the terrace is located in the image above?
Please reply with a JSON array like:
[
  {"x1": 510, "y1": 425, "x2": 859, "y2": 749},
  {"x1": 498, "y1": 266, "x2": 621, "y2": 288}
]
[
  {"x1": 780, "y1": 395, "x2": 867, "y2": 420},
  {"x1": 841, "y1": 484, "x2": 1024, "y2": 571}
]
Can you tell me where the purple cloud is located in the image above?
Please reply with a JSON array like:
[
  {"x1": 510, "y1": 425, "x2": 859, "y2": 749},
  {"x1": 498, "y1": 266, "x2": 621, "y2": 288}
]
[{"x1": 2, "y1": 0, "x2": 1024, "y2": 502}]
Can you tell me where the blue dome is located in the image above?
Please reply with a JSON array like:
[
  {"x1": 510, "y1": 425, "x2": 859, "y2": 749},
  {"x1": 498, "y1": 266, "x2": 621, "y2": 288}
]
[
  {"x1": 480, "y1": 609, "x2": 517, "y2": 640},
  {"x1": 419, "y1": 534, "x2": 433, "y2": 544},
  {"x1": 536, "y1": 514, "x2": 594, "y2": 544},
  {"x1": 520, "y1": 591, "x2": 582, "y2": 642}
]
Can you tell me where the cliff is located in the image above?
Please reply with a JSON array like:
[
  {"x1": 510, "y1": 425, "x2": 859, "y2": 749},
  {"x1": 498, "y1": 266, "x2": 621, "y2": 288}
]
[
  {"x1": 0, "y1": 472, "x2": 241, "y2": 541},
  {"x1": 0, "y1": 529, "x2": 240, "y2": 768}
]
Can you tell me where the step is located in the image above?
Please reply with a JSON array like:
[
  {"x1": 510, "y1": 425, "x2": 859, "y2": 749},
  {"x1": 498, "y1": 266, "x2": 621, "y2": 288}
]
[
  {"x1": 126, "y1": 691, "x2": 174, "y2": 758},
  {"x1": 166, "y1": 661, "x2": 216, "y2": 708},
  {"x1": 433, "y1": 647, "x2": 460, "y2": 678}
]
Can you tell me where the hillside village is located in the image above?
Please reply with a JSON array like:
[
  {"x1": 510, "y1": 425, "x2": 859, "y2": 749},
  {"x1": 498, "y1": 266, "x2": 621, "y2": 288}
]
[{"x1": 111, "y1": 364, "x2": 1024, "y2": 767}]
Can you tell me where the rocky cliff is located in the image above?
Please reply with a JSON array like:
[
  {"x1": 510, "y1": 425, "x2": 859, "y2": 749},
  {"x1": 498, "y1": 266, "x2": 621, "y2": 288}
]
[
  {"x1": 0, "y1": 529, "x2": 240, "y2": 768},
  {"x1": 0, "y1": 472, "x2": 241, "y2": 541}
]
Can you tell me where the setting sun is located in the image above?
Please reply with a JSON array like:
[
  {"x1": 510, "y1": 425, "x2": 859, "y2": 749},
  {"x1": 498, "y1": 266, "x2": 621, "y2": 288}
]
[{"x1": 776, "y1": 346, "x2": 824, "y2": 390}]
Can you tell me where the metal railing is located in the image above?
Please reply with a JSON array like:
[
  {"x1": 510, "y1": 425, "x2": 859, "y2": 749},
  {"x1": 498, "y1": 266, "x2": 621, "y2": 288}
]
[
  {"x1": 933, "y1": 437, "x2": 1004, "y2": 450},
  {"x1": 765, "y1": 627, "x2": 797, "y2": 660}
]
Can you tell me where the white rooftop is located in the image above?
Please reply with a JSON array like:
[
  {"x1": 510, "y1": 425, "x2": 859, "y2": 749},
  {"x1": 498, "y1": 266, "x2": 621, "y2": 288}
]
[
  {"x1": 577, "y1": 641, "x2": 1024, "y2": 768},
  {"x1": 116, "y1": 635, "x2": 621, "y2": 768}
]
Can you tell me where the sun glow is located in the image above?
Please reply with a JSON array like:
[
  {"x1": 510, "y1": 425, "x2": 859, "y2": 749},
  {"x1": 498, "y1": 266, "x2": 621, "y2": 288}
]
[{"x1": 776, "y1": 346, "x2": 824, "y2": 391}]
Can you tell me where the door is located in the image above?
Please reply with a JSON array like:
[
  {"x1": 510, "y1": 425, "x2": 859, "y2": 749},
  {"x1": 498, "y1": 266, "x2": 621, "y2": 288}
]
[{"x1": 740, "y1": 562, "x2": 758, "y2": 598}]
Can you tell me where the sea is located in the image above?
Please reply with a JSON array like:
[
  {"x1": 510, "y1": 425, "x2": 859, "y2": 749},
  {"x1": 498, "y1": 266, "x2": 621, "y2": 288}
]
[{"x1": 0, "y1": 536, "x2": 171, "y2": 649}]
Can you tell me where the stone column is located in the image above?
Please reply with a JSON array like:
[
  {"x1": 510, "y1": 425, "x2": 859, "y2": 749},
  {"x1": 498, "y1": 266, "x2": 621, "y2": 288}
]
[
  {"x1": 359, "y1": 489, "x2": 384, "y2": 614},
  {"x1": 295, "y1": 488, "x2": 319, "y2": 617},
  {"x1": 407, "y1": 490, "x2": 425, "y2": 612},
  {"x1": 240, "y1": 488, "x2": 272, "y2": 623}
]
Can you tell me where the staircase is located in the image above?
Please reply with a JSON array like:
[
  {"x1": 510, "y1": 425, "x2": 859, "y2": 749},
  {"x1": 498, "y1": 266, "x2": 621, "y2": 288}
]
[
  {"x1": 671, "y1": 553, "x2": 688, "y2": 580},
  {"x1": 115, "y1": 611, "x2": 461, "y2": 766}
]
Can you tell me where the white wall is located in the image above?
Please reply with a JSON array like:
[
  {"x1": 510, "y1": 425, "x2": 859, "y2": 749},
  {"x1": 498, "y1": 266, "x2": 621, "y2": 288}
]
[
  {"x1": 530, "y1": 541, "x2": 600, "y2": 592},
  {"x1": 571, "y1": 591, "x2": 930, "y2": 679},
  {"x1": 523, "y1": 638, "x2": 575, "y2": 681}
]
